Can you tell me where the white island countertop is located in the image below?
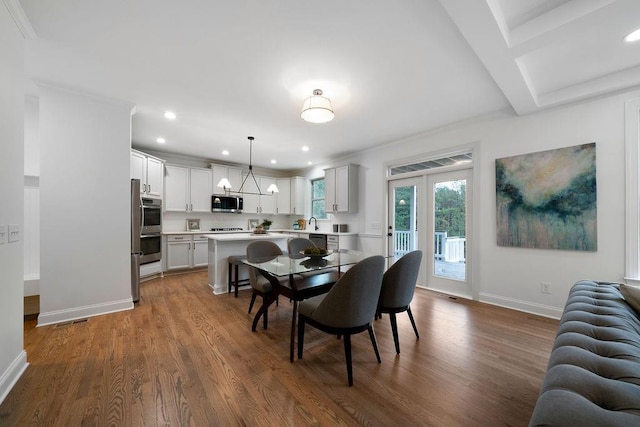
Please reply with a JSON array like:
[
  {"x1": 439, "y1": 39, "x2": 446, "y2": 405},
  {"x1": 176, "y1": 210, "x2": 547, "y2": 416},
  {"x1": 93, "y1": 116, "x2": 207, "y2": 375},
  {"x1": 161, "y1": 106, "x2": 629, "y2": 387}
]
[{"x1": 205, "y1": 232, "x2": 297, "y2": 242}]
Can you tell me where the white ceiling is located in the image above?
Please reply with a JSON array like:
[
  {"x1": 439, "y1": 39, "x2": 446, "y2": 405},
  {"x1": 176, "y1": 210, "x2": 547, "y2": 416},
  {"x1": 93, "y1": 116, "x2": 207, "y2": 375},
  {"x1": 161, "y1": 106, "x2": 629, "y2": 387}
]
[{"x1": 12, "y1": 0, "x2": 640, "y2": 170}]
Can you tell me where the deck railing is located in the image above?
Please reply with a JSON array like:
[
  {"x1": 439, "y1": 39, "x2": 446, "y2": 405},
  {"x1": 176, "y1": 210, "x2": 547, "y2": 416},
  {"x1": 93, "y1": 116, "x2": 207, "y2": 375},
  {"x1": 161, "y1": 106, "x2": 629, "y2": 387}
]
[{"x1": 395, "y1": 230, "x2": 465, "y2": 263}]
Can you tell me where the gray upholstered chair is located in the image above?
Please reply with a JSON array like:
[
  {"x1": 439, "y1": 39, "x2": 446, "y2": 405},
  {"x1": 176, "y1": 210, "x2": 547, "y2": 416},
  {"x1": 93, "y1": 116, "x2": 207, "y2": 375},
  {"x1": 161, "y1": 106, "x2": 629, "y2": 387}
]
[
  {"x1": 297, "y1": 255, "x2": 385, "y2": 386},
  {"x1": 377, "y1": 250, "x2": 422, "y2": 354},
  {"x1": 287, "y1": 237, "x2": 316, "y2": 257},
  {"x1": 246, "y1": 240, "x2": 284, "y2": 329}
]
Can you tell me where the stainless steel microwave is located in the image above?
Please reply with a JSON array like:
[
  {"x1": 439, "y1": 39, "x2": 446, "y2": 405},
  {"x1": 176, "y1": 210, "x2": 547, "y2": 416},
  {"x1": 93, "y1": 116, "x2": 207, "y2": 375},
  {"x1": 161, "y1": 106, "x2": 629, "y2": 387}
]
[{"x1": 211, "y1": 195, "x2": 243, "y2": 213}]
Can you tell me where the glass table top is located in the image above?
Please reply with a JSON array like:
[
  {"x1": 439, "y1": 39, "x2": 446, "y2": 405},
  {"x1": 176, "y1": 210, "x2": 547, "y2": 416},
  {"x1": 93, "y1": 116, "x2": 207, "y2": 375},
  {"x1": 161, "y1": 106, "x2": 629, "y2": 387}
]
[{"x1": 242, "y1": 249, "x2": 382, "y2": 277}]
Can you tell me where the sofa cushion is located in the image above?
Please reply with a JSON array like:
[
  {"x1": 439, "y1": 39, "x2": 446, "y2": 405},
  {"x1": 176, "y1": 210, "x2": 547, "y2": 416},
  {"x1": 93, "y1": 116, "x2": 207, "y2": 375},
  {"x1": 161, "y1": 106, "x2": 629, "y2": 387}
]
[
  {"x1": 529, "y1": 280, "x2": 640, "y2": 426},
  {"x1": 620, "y1": 283, "x2": 640, "y2": 316}
]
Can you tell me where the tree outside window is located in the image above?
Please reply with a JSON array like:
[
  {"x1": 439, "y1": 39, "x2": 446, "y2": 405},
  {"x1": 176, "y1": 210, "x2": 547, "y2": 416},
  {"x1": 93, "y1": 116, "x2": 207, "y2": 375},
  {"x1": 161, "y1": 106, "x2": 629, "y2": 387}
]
[{"x1": 311, "y1": 178, "x2": 327, "y2": 219}]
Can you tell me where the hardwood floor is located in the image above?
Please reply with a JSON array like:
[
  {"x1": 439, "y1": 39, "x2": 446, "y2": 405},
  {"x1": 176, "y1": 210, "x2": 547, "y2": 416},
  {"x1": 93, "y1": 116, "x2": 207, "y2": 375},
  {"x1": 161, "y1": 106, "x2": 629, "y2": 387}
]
[{"x1": 0, "y1": 271, "x2": 559, "y2": 426}]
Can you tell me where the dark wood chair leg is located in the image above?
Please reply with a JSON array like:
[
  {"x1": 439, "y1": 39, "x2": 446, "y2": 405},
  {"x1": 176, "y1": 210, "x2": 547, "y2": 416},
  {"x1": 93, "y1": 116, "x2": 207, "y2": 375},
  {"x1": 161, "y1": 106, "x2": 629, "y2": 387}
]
[
  {"x1": 367, "y1": 325, "x2": 381, "y2": 363},
  {"x1": 389, "y1": 312, "x2": 400, "y2": 354},
  {"x1": 262, "y1": 294, "x2": 268, "y2": 329},
  {"x1": 407, "y1": 306, "x2": 419, "y2": 339},
  {"x1": 228, "y1": 262, "x2": 232, "y2": 294},
  {"x1": 297, "y1": 315, "x2": 306, "y2": 359},
  {"x1": 248, "y1": 291, "x2": 257, "y2": 313},
  {"x1": 343, "y1": 334, "x2": 353, "y2": 386},
  {"x1": 234, "y1": 264, "x2": 240, "y2": 297}
]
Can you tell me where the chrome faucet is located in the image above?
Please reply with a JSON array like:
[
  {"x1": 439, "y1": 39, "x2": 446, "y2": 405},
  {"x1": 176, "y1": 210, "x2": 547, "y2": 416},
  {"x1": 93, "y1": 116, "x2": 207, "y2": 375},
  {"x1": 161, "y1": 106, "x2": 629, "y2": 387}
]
[{"x1": 309, "y1": 216, "x2": 319, "y2": 231}]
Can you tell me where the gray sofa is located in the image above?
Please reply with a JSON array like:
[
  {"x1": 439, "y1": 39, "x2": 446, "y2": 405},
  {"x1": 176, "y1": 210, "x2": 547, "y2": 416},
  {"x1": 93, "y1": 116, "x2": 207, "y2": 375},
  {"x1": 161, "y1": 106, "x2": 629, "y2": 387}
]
[{"x1": 529, "y1": 280, "x2": 640, "y2": 426}]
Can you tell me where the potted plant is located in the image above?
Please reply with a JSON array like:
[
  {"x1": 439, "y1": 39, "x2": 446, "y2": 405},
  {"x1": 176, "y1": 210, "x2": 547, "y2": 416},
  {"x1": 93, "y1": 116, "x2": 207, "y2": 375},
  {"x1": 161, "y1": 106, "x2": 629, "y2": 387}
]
[{"x1": 261, "y1": 219, "x2": 273, "y2": 230}]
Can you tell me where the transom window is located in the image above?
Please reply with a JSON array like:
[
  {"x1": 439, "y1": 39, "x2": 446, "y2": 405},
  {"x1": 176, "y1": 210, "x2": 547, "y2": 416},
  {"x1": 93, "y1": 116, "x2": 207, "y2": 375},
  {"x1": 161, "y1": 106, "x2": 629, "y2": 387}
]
[{"x1": 390, "y1": 152, "x2": 472, "y2": 176}]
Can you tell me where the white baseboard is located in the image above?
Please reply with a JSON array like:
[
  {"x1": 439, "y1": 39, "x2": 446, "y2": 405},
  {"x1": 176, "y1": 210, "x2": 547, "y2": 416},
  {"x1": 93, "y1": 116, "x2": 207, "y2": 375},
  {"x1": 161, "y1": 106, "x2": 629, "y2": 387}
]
[
  {"x1": 37, "y1": 298, "x2": 134, "y2": 327},
  {"x1": 0, "y1": 350, "x2": 28, "y2": 405},
  {"x1": 478, "y1": 292, "x2": 563, "y2": 319},
  {"x1": 24, "y1": 276, "x2": 40, "y2": 296}
]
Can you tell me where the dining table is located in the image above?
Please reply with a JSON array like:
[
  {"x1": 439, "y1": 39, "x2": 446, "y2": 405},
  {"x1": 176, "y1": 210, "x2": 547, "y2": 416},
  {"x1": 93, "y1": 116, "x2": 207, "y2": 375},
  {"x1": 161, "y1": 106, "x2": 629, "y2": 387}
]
[{"x1": 243, "y1": 249, "x2": 385, "y2": 362}]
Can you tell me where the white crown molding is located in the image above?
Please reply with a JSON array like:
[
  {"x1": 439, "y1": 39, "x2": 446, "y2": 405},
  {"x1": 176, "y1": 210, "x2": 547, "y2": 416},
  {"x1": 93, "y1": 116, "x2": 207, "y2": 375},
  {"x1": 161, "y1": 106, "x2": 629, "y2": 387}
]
[{"x1": 2, "y1": 0, "x2": 37, "y2": 39}]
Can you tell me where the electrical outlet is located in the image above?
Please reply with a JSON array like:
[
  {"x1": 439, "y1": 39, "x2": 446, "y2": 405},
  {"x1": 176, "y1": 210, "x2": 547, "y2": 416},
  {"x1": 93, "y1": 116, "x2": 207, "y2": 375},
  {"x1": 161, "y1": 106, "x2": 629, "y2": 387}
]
[
  {"x1": 9, "y1": 224, "x2": 20, "y2": 243},
  {"x1": 541, "y1": 282, "x2": 551, "y2": 294}
]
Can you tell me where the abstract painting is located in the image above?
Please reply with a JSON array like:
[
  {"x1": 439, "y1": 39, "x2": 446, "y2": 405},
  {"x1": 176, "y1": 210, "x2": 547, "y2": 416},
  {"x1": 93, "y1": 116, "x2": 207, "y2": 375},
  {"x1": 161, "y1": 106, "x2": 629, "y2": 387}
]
[{"x1": 495, "y1": 143, "x2": 597, "y2": 251}]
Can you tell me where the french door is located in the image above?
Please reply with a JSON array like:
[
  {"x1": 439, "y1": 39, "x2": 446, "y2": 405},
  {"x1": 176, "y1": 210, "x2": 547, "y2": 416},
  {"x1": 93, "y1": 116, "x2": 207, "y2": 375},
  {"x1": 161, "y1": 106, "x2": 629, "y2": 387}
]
[
  {"x1": 387, "y1": 177, "x2": 422, "y2": 262},
  {"x1": 426, "y1": 169, "x2": 471, "y2": 298},
  {"x1": 388, "y1": 169, "x2": 472, "y2": 298}
]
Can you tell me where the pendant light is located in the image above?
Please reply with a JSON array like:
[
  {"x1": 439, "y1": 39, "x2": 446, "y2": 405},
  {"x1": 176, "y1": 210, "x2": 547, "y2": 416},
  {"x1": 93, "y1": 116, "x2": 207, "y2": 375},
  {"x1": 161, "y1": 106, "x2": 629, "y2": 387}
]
[
  {"x1": 301, "y1": 89, "x2": 335, "y2": 123},
  {"x1": 227, "y1": 136, "x2": 279, "y2": 196}
]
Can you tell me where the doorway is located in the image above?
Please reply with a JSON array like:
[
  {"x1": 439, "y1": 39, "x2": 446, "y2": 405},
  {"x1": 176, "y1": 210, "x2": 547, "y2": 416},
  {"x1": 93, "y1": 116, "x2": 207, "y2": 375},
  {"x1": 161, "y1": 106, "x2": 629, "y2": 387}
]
[
  {"x1": 387, "y1": 168, "x2": 472, "y2": 298},
  {"x1": 426, "y1": 169, "x2": 471, "y2": 298}
]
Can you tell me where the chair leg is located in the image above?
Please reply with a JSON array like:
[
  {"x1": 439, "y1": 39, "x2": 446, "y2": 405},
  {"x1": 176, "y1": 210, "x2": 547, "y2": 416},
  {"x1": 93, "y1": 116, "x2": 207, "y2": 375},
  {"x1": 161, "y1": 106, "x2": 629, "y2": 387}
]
[
  {"x1": 343, "y1": 334, "x2": 353, "y2": 387},
  {"x1": 297, "y1": 315, "x2": 306, "y2": 359},
  {"x1": 407, "y1": 306, "x2": 419, "y2": 339},
  {"x1": 228, "y1": 262, "x2": 232, "y2": 294},
  {"x1": 262, "y1": 294, "x2": 268, "y2": 329},
  {"x1": 367, "y1": 325, "x2": 381, "y2": 363},
  {"x1": 248, "y1": 291, "x2": 257, "y2": 313},
  {"x1": 234, "y1": 264, "x2": 240, "y2": 297},
  {"x1": 389, "y1": 312, "x2": 400, "y2": 354}
]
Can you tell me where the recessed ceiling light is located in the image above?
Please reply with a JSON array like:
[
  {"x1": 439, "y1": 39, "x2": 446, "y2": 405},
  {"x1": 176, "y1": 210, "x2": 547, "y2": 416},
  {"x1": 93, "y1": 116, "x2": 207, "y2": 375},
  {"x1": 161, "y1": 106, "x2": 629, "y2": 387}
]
[
  {"x1": 164, "y1": 111, "x2": 176, "y2": 120},
  {"x1": 156, "y1": 137, "x2": 166, "y2": 144},
  {"x1": 270, "y1": 159, "x2": 277, "y2": 164},
  {"x1": 302, "y1": 146, "x2": 309, "y2": 152},
  {"x1": 308, "y1": 161, "x2": 313, "y2": 165},
  {"x1": 222, "y1": 150, "x2": 229, "y2": 156},
  {"x1": 624, "y1": 28, "x2": 640, "y2": 43}
]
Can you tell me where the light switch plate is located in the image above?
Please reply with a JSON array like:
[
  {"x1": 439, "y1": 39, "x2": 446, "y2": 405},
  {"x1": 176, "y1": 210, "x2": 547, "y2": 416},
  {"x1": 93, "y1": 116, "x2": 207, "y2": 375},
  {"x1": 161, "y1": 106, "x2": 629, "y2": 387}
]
[
  {"x1": 9, "y1": 224, "x2": 20, "y2": 243},
  {"x1": 0, "y1": 224, "x2": 7, "y2": 244}
]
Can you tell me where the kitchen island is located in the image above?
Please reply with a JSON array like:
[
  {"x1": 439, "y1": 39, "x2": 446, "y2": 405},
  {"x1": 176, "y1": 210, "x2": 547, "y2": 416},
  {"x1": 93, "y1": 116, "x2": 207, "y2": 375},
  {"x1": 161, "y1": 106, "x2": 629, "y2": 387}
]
[{"x1": 207, "y1": 233, "x2": 296, "y2": 295}]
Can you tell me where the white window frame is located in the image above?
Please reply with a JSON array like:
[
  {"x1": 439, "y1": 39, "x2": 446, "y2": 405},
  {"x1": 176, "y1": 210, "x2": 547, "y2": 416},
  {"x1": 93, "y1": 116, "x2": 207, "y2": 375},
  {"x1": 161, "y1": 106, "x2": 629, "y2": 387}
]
[{"x1": 625, "y1": 97, "x2": 640, "y2": 285}]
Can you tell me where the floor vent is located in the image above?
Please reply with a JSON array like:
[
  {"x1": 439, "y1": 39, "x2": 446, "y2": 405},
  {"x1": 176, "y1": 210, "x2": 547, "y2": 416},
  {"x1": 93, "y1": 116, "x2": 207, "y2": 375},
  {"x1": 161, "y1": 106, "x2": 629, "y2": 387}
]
[{"x1": 55, "y1": 319, "x2": 88, "y2": 328}]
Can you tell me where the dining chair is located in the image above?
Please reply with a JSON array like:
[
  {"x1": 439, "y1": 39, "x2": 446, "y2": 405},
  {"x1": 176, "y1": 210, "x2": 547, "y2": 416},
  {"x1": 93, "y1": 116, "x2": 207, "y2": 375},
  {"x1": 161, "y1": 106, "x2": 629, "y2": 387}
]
[
  {"x1": 297, "y1": 255, "x2": 385, "y2": 386},
  {"x1": 287, "y1": 237, "x2": 316, "y2": 258},
  {"x1": 376, "y1": 250, "x2": 422, "y2": 354},
  {"x1": 246, "y1": 240, "x2": 283, "y2": 329}
]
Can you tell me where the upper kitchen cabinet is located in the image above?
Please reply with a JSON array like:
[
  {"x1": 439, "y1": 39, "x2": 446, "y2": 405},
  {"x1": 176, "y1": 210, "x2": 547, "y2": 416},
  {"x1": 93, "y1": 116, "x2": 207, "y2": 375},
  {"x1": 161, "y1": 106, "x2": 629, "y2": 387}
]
[
  {"x1": 241, "y1": 174, "x2": 276, "y2": 214},
  {"x1": 131, "y1": 149, "x2": 164, "y2": 198},
  {"x1": 164, "y1": 164, "x2": 212, "y2": 212},
  {"x1": 275, "y1": 178, "x2": 291, "y2": 214},
  {"x1": 291, "y1": 176, "x2": 307, "y2": 216},
  {"x1": 211, "y1": 163, "x2": 243, "y2": 194},
  {"x1": 324, "y1": 164, "x2": 359, "y2": 214}
]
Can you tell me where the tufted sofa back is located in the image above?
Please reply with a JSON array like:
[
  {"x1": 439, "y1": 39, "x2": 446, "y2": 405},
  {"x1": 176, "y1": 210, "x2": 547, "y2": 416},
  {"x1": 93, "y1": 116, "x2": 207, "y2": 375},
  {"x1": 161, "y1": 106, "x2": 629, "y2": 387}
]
[{"x1": 529, "y1": 280, "x2": 640, "y2": 426}]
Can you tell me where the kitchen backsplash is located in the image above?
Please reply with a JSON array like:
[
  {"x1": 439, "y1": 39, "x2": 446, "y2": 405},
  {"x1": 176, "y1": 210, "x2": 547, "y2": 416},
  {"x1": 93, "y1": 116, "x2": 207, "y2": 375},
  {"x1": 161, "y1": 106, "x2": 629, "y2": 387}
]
[{"x1": 162, "y1": 212, "x2": 304, "y2": 232}]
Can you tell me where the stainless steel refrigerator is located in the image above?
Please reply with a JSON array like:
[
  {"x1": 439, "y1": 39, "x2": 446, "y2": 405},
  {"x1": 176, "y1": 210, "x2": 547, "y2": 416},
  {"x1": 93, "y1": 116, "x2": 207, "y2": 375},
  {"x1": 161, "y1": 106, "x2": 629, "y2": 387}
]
[{"x1": 131, "y1": 179, "x2": 142, "y2": 302}]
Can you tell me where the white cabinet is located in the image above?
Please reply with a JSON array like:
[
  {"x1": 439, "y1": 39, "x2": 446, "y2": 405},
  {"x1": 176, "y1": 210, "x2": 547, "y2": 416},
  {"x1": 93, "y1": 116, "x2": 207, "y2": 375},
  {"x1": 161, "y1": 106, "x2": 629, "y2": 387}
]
[
  {"x1": 275, "y1": 178, "x2": 291, "y2": 214},
  {"x1": 193, "y1": 235, "x2": 209, "y2": 267},
  {"x1": 166, "y1": 234, "x2": 209, "y2": 270},
  {"x1": 291, "y1": 176, "x2": 306, "y2": 216},
  {"x1": 131, "y1": 150, "x2": 164, "y2": 198},
  {"x1": 211, "y1": 164, "x2": 243, "y2": 193},
  {"x1": 164, "y1": 164, "x2": 212, "y2": 212},
  {"x1": 241, "y1": 174, "x2": 277, "y2": 214},
  {"x1": 324, "y1": 164, "x2": 359, "y2": 214},
  {"x1": 166, "y1": 235, "x2": 191, "y2": 270}
]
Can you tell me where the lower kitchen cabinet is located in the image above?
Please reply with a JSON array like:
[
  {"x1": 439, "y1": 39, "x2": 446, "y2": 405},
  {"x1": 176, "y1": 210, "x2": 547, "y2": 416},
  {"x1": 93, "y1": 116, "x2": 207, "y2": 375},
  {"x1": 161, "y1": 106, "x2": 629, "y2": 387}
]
[{"x1": 166, "y1": 234, "x2": 209, "y2": 270}]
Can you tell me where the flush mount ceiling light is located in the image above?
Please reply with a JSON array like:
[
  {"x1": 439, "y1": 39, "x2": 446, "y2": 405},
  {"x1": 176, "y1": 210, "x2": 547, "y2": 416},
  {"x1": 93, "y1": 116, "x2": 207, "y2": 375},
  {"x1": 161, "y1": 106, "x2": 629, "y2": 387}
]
[
  {"x1": 164, "y1": 111, "x2": 176, "y2": 120},
  {"x1": 156, "y1": 137, "x2": 166, "y2": 144},
  {"x1": 301, "y1": 89, "x2": 335, "y2": 123},
  {"x1": 624, "y1": 28, "x2": 640, "y2": 43},
  {"x1": 218, "y1": 136, "x2": 279, "y2": 196}
]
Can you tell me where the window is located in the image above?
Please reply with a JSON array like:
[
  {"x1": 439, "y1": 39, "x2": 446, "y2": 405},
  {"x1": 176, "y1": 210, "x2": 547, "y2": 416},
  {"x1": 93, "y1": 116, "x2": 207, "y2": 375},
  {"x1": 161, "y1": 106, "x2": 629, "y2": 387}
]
[{"x1": 311, "y1": 178, "x2": 327, "y2": 219}]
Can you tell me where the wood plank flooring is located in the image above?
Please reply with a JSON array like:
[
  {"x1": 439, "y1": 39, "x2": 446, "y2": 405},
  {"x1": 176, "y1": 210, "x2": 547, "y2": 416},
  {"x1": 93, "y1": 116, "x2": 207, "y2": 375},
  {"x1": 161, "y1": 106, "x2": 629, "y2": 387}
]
[{"x1": 0, "y1": 271, "x2": 559, "y2": 426}]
